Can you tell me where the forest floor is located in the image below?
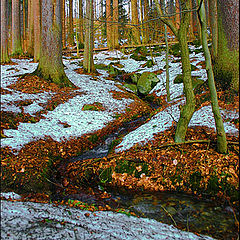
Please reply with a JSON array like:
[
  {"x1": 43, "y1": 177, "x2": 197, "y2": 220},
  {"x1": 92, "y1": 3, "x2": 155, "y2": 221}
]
[{"x1": 1, "y1": 45, "x2": 239, "y2": 239}]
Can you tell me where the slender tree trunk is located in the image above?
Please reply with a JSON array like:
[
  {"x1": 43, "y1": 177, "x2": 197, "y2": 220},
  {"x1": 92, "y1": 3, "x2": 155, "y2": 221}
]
[
  {"x1": 143, "y1": 0, "x2": 150, "y2": 44},
  {"x1": 27, "y1": 0, "x2": 34, "y2": 56},
  {"x1": 175, "y1": 0, "x2": 180, "y2": 29},
  {"x1": 1, "y1": 0, "x2": 10, "y2": 63},
  {"x1": 175, "y1": 0, "x2": 196, "y2": 143},
  {"x1": 189, "y1": 0, "x2": 195, "y2": 40},
  {"x1": 12, "y1": 0, "x2": 23, "y2": 55},
  {"x1": 112, "y1": 0, "x2": 119, "y2": 49},
  {"x1": 131, "y1": 0, "x2": 141, "y2": 44},
  {"x1": 68, "y1": 0, "x2": 74, "y2": 46},
  {"x1": 214, "y1": 0, "x2": 239, "y2": 92},
  {"x1": 35, "y1": 0, "x2": 74, "y2": 88},
  {"x1": 33, "y1": 0, "x2": 41, "y2": 62},
  {"x1": 22, "y1": 0, "x2": 27, "y2": 52},
  {"x1": 208, "y1": 0, "x2": 218, "y2": 60},
  {"x1": 106, "y1": 0, "x2": 113, "y2": 49},
  {"x1": 78, "y1": 0, "x2": 84, "y2": 46},
  {"x1": 62, "y1": 0, "x2": 66, "y2": 48},
  {"x1": 83, "y1": 0, "x2": 95, "y2": 73},
  {"x1": 197, "y1": 0, "x2": 227, "y2": 153}
]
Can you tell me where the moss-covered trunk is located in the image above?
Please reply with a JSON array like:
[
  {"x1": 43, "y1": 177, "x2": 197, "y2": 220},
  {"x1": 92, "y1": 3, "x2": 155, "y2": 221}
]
[
  {"x1": 35, "y1": 0, "x2": 74, "y2": 88},
  {"x1": 214, "y1": 0, "x2": 239, "y2": 92},
  {"x1": 198, "y1": 0, "x2": 227, "y2": 153},
  {"x1": 1, "y1": 0, "x2": 10, "y2": 63},
  {"x1": 175, "y1": 0, "x2": 196, "y2": 143}
]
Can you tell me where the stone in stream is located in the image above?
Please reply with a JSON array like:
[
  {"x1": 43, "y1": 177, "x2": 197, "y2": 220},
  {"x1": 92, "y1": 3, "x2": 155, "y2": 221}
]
[{"x1": 137, "y1": 72, "x2": 160, "y2": 95}]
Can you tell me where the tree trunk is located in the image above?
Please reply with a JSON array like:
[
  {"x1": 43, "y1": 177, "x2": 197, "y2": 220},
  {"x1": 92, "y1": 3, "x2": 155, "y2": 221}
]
[
  {"x1": 12, "y1": 0, "x2": 22, "y2": 55},
  {"x1": 1, "y1": 0, "x2": 10, "y2": 63},
  {"x1": 214, "y1": 0, "x2": 239, "y2": 92},
  {"x1": 33, "y1": 0, "x2": 41, "y2": 62},
  {"x1": 35, "y1": 0, "x2": 74, "y2": 88},
  {"x1": 68, "y1": 0, "x2": 74, "y2": 46},
  {"x1": 175, "y1": 0, "x2": 196, "y2": 143},
  {"x1": 78, "y1": 0, "x2": 84, "y2": 46},
  {"x1": 131, "y1": 0, "x2": 141, "y2": 44},
  {"x1": 22, "y1": 0, "x2": 27, "y2": 52},
  {"x1": 106, "y1": 0, "x2": 113, "y2": 49},
  {"x1": 62, "y1": 0, "x2": 66, "y2": 48},
  {"x1": 208, "y1": 0, "x2": 218, "y2": 60},
  {"x1": 83, "y1": 0, "x2": 95, "y2": 73},
  {"x1": 175, "y1": 0, "x2": 180, "y2": 29},
  {"x1": 197, "y1": 0, "x2": 227, "y2": 153},
  {"x1": 27, "y1": 0, "x2": 34, "y2": 56},
  {"x1": 143, "y1": 0, "x2": 150, "y2": 44},
  {"x1": 112, "y1": 0, "x2": 119, "y2": 49}
]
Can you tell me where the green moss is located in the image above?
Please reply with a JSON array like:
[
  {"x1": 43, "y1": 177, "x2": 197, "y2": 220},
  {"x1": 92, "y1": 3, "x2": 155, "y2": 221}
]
[
  {"x1": 99, "y1": 167, "x2": 113, "y2": 184},
  {"x1": 88, "y1": 134, "x2": 99, "y2": 144},
  {"x1": 169, "y1": 43, "x2": 181, "y2": 57},
  {"x1": 189, "y1": 171, "x2": 202, "y2": 192}
]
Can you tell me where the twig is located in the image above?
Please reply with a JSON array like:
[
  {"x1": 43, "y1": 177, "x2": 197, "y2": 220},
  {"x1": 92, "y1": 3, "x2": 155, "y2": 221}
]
[
  {"x1": 45, "y1": 177, "x2": 64, "y2": 188},
  {"x1": 160, "y1": 204, "x2": 177, "y2": 226}
]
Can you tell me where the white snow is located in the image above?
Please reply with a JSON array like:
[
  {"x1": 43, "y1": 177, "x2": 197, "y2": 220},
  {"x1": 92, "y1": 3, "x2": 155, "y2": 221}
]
[{"x1": 1, "y1": 46, "x2": 238, "y2": 153}]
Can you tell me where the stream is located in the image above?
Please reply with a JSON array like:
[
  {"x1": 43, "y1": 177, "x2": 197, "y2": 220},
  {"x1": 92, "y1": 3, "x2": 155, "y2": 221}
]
[{"x1": 54, "y1": 94, "x2": 238, "y2": 240}]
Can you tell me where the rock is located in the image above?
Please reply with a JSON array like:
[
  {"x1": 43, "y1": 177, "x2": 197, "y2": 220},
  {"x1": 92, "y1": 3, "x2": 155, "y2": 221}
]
[
  {"x1": 137, "y1": 72, "x2": 160, "y2": 95},
  {"x1": 173, "y1": 75, "x2": 205, "y2": 89},
  {"x1": 130, "y1": 73, "x2": 141, "y2": 84},
  {"x1": 124, "y1": 84, "x2": 138, "y2": 93}
]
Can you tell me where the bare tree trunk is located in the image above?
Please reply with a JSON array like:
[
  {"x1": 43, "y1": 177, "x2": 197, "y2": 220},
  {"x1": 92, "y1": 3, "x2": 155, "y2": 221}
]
[
  {"x1": 27, "y1": 0, "x2": 34, "y2": 56},
  {"x1": 12, "y1": 0, "x2": 22, "y2": 55},
  {"x1": 68, "y1": 0, "x2": 74, "y2": 46},
  {"x1": 83, "y1": 0, "x2": 95, "y2": 73},
  {"x1": 62, "y1": 0, "x2": 66, "y2": 48},
  {"x1": 33, "y1": 0, "x2": 41, "y2": 62},
  {"x1": 197, "y1": 0, "x2": 227, "y2": 153},
  {"x1": 34, "y1": 0, "x2": 74, "y2": 88},
  {"x1": 106, "y1": 0, "x2": 113, "y2": 49},
  {"x1": 112, "y1": 0, "x2": 119, "y2": 49},
  {"x1": 1, "y1": 0, "x2": 10, "y2": 63},
  {"x1": 22, "y1": 0, "x2": 27, "y2": 52},
  {"x1": 78, "y1": 0, "x2": 84, "y2": 46},
  {"x1": 131, "y1": 0, "x2": 141, "y2": 44},
  {"x1": 143, "y1": 0, "x2": 150, "y2": 44},
  {"x1": 175, "y1": 0, "x2": 180, "y2": 29},
  {"x1": 208, "y1": 0, "x2": 218, "y2": 60}
]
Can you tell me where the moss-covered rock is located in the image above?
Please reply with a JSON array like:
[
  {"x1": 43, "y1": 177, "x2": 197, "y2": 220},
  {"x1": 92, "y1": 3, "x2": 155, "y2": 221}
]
[
  {"x1": 124, "y1": 83, "x2": 138, "y2": 93},
  {"x1": 174, "y1": 74, "x2": 204, "y2": 89},
  {"x1": 130, "y1": 73, "x2": 141, "y2": 84},
  {"x1": 137, "y1": 72, "x2": 160, "y2": 96},
  {"x1": 130, "y1": 47, "x2": 148, "y2": 61}
]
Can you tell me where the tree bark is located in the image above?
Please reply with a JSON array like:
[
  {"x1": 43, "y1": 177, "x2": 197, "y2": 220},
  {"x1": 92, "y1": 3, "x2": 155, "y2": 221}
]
[
  {"x1": 12, "y1": 0, "x2": 22, "y2": 55},
  {"x1": 112, "y1": 0, "x2": 119, "y2": 49},
  {"x1": 35, "y1": 0, "x2": 74, "y2": 88},
  {"x1": 106, "y1": 0, "x2": 113, "y2": 49},
  {"x1": 62, "y1": 0, "x2": 66, "y2": 48},
  {"x1": 131, "y1": 0, "x2": 141, "y2": 44},
  {"x1": 214, "y1": 0, "x2": 239, "y2": 92},
  {"x1": 27, "y1": 0, "x2": 34, "y2": 56},
  {"x1": 78, "y1": 0, "x2": 84, "y2": 46},
  {"x1": 33, "y1": 0, "x2": 41, "y2": 62},
  {"x1": 68, "y1": 0, "x2": 74, "y2": 46},
  {"x1": 143, "y1": 0, "x2": 150, "y2": 44},
  {"x1": 154, "y1": 0, "x2": 196, "y2": 143},
  {"x1": 197, "y1": 0, "x2": 227, "y2": 153},
  {"x1": 83, "y1": 0, "x2": 95, "y2": 73},
  {"x1": 1, "y1": 0, "x2": 10, "y2": 63},
  {"x1": 208, "y1": 0, "x2": 218, "y2": 60}
]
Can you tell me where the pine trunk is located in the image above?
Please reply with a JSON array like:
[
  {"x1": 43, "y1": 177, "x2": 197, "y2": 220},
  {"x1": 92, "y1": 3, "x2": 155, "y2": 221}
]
[
  {"x1": 35, "y1": 0, "x2": 74, "y2": 88},
  {"x1": 33, "y1": 0, "x2": 41, "y2": 62},
  {"x1": 78, "y1": 0, "x2": 84, "y2": 46},
  {"x1": 112, "y1": 0, "x2": 119, "y2": 49},
  {"x1": 1, "y1": 0, "x2": 10, "y2": 63},
  {"x1": 131, "y1": 0, "x2": 141, "y2": 44},
  {"x1": 197, "y1": 0, "x2": 227, "y2": 153},
  {"x1": 68, "y1": 0, "x2": 74, "y2": 46},
  {"x1": 83, "y1": 0, "x2": 95, "y2": 73},
  {"x1": 12, "y1": 0, "x2": 22, "y2": 55},
  {"x1": 106, "y1": 0, "x2": 113, "y2": 49}
]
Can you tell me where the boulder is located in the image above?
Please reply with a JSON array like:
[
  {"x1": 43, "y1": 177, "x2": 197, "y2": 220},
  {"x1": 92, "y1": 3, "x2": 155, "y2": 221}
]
[
  {"x1": 123, "y1": 83, "x2": 138, "y2": 94},
  {"x1": 130, "y1": 73, "x2": 141, "y2": 84},
  {"x1": 137, "y1": 72, "x2": 160, "y2": 95}
]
